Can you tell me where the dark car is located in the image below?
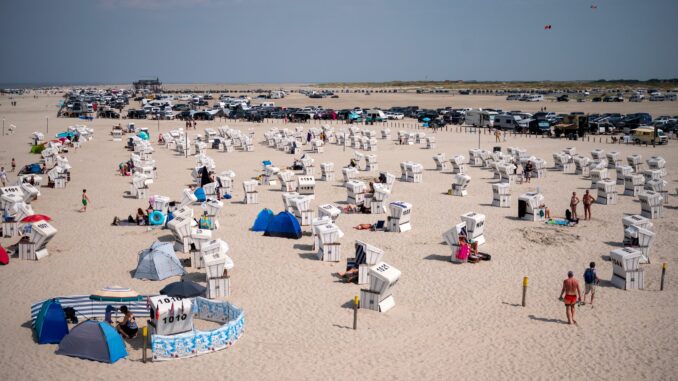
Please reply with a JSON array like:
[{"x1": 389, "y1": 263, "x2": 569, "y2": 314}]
[
  {"x1": 172, "y1": 103, "x2": 190, "y2": 111},
  {"x1": 192, "y1": 111, "x2": 214, "y2": 121},
  {"x1": 175, "y1": 110, "x2": 194, "y2": 120},
  {"x1": 416, "y1": 109, "x2": 439, "y2": 122},
  {"x1": 127, "y1": 109, "x2": 147, "y2": 119},
  {"x1": 556, "y1": 94, "x2": 569, "y2": 102},
  {"x1": 592, "y1": 97, "x2": 602, "y2": 102},
  {"x1": 98, "y1": 110, "x2": 120, "y2": 118},
  {"x1": 443, "y1": 111, "x2": 465, "y2": 125}
]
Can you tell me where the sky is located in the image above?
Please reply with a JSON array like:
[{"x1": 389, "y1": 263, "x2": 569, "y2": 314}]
[{"x1": 0, "y1": 0, "x2": 676, "y2": 85}]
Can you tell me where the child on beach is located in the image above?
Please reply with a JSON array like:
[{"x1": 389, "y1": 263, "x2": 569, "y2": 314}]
[{"x1": 79, "y1": 189, "x2": 90, "y2": 212}]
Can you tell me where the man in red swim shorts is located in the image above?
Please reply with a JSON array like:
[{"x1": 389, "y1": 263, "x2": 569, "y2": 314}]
[{"x1": 559, "y1": 271, "x2": 581, "y2": 325}]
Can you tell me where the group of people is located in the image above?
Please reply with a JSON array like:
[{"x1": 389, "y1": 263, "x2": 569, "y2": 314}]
[
  {"x1": 569, "y1": 190, "x2": 595, "y2": 221},
  {"x1": 559, "y1": 262, "x2": 600, "y2": 325},
  {"x1": 185, "y1": 119, "x2": 197, "y2": 129}
]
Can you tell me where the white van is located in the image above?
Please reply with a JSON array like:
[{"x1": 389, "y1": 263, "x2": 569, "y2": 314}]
[
  {"x1": 260, "y1": 101, "x2": 275, "y2": 108},
  {"x1": 465, "y1": 110, "x2": 497, "y2": 127},
  {"x1": 494, "y1": 114, "x2": 520, "y2": 130}
]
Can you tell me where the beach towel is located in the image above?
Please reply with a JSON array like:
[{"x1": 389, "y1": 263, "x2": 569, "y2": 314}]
[
  {"x1": 456, "y1": 245, "x2": 470, "y2": 261},
  {"x1": 545, "y1": 218, "x2": 574, "y2": 227}
]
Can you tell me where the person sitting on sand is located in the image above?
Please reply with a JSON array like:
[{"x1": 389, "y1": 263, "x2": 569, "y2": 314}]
[
  {"x1": 135, "y1": 208, "x2": 146, "y2": 225},
  {"x1": 539, "y1": 204, "x2": 551, "y2": 219},
  {"x1": 116, "y1": 306, "x2": 138, "y2": 339},
  {"x1": 559, "y1": 271, "x2": 581, "y2": 325},
  {"x1": 459, "y1": 230, "x2": 478, "y2": 256}
]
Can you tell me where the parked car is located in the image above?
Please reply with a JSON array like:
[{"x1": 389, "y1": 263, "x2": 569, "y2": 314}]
[
  {"x1": 127, "y1": 109, "x2": 147, "y2": 119},
  {"x1": 98, "y1": 110, "x2": 120, "y2": 119},
  {"x1": 385, "y1": 111, "x2": 404, "y2": 120}
]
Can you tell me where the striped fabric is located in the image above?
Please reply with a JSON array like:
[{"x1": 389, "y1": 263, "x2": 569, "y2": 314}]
[
  {"x1": 346, "y1": 244, "x2": 366, "y2": 270},
  {"x1": 30, "y1": 295, "x2": 154, "y2": 327}
]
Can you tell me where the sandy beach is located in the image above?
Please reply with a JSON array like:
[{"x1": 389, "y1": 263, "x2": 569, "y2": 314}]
[{"x1": 1, "y1": 92, "x2": 677, "y2": 380}]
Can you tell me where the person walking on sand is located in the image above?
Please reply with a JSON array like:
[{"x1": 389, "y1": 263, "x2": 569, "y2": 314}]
[
  {"x1": 79, "y1": 189, "x2": 90, "y2": 212},
  {"x1": 0, "y1": 167, "x2": 6, "y2": 186},
  {"x1": 582, "y1": 262, "x2": 599, "y2": 306},
  {"x1": 11, "y1": 158, "x2": 16, "y2": 172},
  {"x1": 495, "y1": 129, "x2": 501, "y2": 142},
  {"x1": 559, "y1": 271, "x2": 582, "y2": 325},
  {"x1": 570, "y1": 192, "x2": 580, "y2": 219},
  {"x1": 523, "y1": 161, "x2": 533, "y2": 183},
  {"x1": 583, "y1": 190, "x2": 594, "y2": 220}
]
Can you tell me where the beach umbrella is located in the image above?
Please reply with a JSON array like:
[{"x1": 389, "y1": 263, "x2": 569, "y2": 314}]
[
  {"x1": 21, "y1": 214, "x2": 52, "y2": 223},
  {"x1": 159, "y1": 280, "x2": 206, "y2": 298},
  {"x1": 90, "y1": 285, "x2": 143, "y2": 302},
  {"x1": 0, "y1": 245, "x2": 8, "y2": 265}
]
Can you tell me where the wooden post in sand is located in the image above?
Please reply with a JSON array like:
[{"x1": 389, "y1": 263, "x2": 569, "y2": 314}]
[
  {"x1": 142, "y1": 325, "x2": 148, "y2": 363},
  {"x1": 522, "y1": 277, "x2": 528, "y2": 307},
  {"x1": 661, "y1": 263, "x2": 667, "y2": 291},
  {"x1": 353, "y1": 295, "x2": 359, "y2": 330}
]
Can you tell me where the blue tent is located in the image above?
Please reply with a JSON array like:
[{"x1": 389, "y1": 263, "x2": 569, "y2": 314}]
[
  {"x1": 133, "y1": 241, "x2": 186, "y2": 281},
  {"x1": 264, "y1": 211, "x2": 302, "y2": 239},
  {"x1": 56, "y1": 320, "x2": 127, "y2": 363},
  {"x1": 252, "y1": 208, "x2": 274, "y2": 231},
  {"x1": 194, "y1": 187, "x2": 206, "y2": 202},
  {"x1": 34, "y1": 299, "x2": 69, "y2": 344}
]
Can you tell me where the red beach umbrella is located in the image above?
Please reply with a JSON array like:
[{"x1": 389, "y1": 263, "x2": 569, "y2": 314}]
[{"x1": 21, "y1": 214, "x2": 52, "y2": 223}]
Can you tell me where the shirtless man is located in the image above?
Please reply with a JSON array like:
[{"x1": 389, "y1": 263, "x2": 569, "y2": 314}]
[
  {"x1": 582, "y1": 190, "x2": 594, "y2": 220},
  {"x1": 559, "y1": 271, "x2": 582, "y2": 325},
  {"x1": 570, "y1": 192, "x2": 580, "y2": 219}
]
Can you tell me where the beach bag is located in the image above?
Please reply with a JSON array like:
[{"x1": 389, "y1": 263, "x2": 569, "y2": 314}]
[
  {"x1": 584, "y1": 268, "x2": 596, "y2": 284},
  {"x1": 456, "y1": 245, "x2": 470, "y2": 261}
]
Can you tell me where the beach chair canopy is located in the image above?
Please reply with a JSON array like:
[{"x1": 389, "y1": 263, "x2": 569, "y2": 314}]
[
  {"x1": 194, "y1": 187, "x2": 206, "y2": 202},
  {"x1": 133, "y1": 241, "x2": 186, "y2": 281},
  {"x1": 252, "y1": 208, "x2": 274, "y2": 231},
  {"x1": 34, "y1": 299, "x2": 69, "y2": 344},
  {"x1": 263, "y1": 211, "x2": 302, "y2": 239},
  {"x1": 56, "y1": 320, "x2": 127, "y2": 363}
]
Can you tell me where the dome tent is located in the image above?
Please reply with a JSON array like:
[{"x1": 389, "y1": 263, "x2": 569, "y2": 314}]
[
  {"x1": 263, "y1": 211, "x2": 302, "y2": 239},
  {"x1": 133, "y1": 241, "x2": 186, "y2": 281},
  {"x1": 251, "y1": 208, "x2": 274, "y2": 232},
  {"x1": 34, "y1": 299, "x2": 69, "y2": 344},
  {"x1": 56, "y1": 320, "x2": 127, "y2": 363}
]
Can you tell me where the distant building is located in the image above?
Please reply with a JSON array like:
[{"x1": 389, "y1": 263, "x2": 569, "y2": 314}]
[{"x1": 133, "y1": 77, "x2": 162, "y2": 92}]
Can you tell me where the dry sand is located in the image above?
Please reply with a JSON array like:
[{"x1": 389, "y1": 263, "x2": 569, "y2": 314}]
[{"x1": 0, "y1": 93, "x2": 677, "y2": 380}]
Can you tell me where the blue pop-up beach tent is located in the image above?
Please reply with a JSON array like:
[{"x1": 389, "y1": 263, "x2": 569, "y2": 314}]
[
  {"x1": 56, "y1": 320, "x2": 127, "y2": 363},
  {"x1": 34, "y1": 299, "x2": 69, "y2": 344},
  {"x1": 133, "y1": 241, "x2": 186, "y2": 281},
  {"x1": 263, "y1": 211, "x2": 302, "y2": 239},
  {"x1": 252, "y1": 208, "x2": 274, "y2": 232}
]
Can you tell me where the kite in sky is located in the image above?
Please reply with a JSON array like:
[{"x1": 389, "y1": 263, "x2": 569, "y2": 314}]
[{"x1": 544, "y1": 25, "x2": 552, "y2": 30}]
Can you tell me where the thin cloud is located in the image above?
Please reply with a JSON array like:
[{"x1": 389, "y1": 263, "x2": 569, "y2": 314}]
[{"x1": 99, "y1": 0, "x2": 242, "y2": 10}]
